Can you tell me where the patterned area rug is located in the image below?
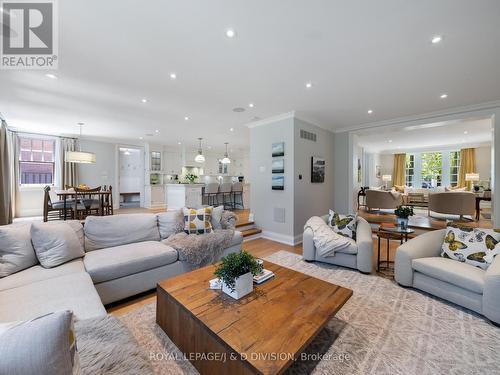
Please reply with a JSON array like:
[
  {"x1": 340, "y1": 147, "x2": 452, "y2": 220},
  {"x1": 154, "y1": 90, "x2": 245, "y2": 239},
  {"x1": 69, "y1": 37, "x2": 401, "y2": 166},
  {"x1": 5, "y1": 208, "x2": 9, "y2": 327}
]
[{"x1": 117, "y1": 251, "x2": 500, "y2": 374}]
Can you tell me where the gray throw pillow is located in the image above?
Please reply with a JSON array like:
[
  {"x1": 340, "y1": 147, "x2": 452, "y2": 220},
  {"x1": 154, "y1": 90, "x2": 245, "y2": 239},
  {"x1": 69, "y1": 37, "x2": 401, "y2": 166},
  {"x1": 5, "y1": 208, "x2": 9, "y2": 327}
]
[
  {"x1": 211, "y1": 205, "x2": 224, "y2": 230},
  {"x1": 0, "y1": 224, "x2": 38, "y2": 278},
  {"x1": 157, "y1": 210, "x2": 183, "y2": 239},
  {"x1": 0, "y1": 310, "x2": 79, "y2": 375},
  {"x1": 31, "y1": 221, "x2": 85, "y2": 268}
]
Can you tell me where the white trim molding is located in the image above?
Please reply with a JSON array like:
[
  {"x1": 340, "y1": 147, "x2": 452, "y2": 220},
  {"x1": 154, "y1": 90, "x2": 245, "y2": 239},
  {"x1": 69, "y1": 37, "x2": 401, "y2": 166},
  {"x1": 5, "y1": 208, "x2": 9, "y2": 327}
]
[
  {"x1": 261, "y1": 230, "x2": 302, "y2": 246},
  {"x1": 245, "y1": 111, "x2": 295, "y2": 129}
]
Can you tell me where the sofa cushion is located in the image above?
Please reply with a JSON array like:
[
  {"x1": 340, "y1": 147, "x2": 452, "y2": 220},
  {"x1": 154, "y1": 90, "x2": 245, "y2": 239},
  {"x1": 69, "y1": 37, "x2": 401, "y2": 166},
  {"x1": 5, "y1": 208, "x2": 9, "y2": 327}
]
[
  {"x1": 327, "y1": 210, "x2": 357, "y2": 240},
  {"x1": 157, "y1": 210, "x2": 182, "y2": 240},
  {"x1": 0, "y1": 272, "x2": 106, "y2": 322},
  {"x1": 441, "y1": 224, "x2": 500, "y2": 269},
  {"x1": 84, "y1": 214, "x2": 160, "y2": 251},
  {"x1": 211, "y1": 205, "x2": 224, "y2": 230},
  {"x1": 0, "y1": 259, "x2": 85, "y2": 291},
  {"x1": 0, "y1": 311, "x2": 79, "y2": 375},
  {"x1": 412, "y1": 257, "x2": 486, "y2": 294},
  {"x1": 0, "y1": 223, "x2": 38, "y2": 278},
  {"x1": 336, "y1": 237, "x2": 358, "y2": 255},
  {"x1": 228, "y1": 230, "x2": 243, "y2": 248},
  {"x1": 183, "y1": 207, "x2": 213, "y2": 234},
  {"x1": 31, "y1": 221, "x2": 85, "y2": 268},
  {"x1": 83, "y1": 241, "x2": 178, "y2": 284}
]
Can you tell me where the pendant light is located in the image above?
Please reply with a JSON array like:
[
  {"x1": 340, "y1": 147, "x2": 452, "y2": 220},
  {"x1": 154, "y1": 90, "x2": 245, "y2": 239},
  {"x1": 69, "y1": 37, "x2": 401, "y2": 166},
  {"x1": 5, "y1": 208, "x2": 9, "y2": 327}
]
[
  {"x1": 65, "y1": 123, "x2": 96, "y2": 163},
  {"x1": 221, "y1": 142, "x2": 231, "y2": 164},
  {"x1": 194, "y1": 137, "x2": 205, "y2": 163}
]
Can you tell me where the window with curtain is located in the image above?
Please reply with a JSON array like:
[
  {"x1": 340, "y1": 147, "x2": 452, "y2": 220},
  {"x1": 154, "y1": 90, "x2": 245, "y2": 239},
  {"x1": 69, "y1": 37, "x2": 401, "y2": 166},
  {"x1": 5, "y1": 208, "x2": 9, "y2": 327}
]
[
  {"x1": 19, "y1": 137, "x2": 56, "y2": 185},
  {"x1": 405, "y1": 154, "x2": 414, "y2": 187},
  {"x1": 421, "y1": 152, "x2": 442, "y2": 188},
  {"x1": 450, "y1": 151, "x2": 460, "y2": 187}
]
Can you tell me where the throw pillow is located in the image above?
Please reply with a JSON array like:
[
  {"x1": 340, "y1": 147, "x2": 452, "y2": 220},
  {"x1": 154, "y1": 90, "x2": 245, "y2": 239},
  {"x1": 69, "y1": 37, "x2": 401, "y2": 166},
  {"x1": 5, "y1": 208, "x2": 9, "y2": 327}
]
[
  {"x1": 211, "y1": 205, "x2": 224, "y2": 230},
  {"x1": 327, "y1": 209, "x2": 357, "y2": 240},
  {"x1": 0, "y1": 224, "x2": 38, "y2": 278},
  {"x1": 183, "y1": 207, "x2": 213, "y2": 234},
  {"x1": 441, "y1": 224, "x2": 500, "y2": 269},
  {"x1": 31, "y1": 221, "x2": 85, "y2": 268},
  {"x1": 157, "y1": 210, "x2": 183, "y2": 239},
  {"x1": 0, "y1": 311, "x2": 80, "y2": 375}
]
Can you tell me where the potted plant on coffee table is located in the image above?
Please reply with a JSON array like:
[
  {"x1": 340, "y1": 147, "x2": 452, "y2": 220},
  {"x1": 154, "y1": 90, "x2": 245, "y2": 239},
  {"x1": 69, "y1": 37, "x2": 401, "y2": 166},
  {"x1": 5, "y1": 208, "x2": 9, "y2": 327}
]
[
  {"x1": 394, "y1": 205, "x2": 414, "y2": 230},
  {"x1": 214, "y1": 251, "x2": 263, "y2": 300}
]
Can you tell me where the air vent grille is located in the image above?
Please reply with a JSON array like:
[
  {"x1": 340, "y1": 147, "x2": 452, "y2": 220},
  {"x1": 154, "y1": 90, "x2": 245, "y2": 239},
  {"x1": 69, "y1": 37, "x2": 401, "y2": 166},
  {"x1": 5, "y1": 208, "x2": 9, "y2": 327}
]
[{"x1": 300, "y1": 129, "x2": 317, "y2": 142}]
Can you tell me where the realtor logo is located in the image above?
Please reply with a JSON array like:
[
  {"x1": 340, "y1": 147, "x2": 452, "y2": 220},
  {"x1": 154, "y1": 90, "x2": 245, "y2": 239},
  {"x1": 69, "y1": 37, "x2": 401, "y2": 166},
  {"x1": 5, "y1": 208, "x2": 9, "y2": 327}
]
[{"x1": 1, "y1": 0, "x2": 58, "y2": 69}]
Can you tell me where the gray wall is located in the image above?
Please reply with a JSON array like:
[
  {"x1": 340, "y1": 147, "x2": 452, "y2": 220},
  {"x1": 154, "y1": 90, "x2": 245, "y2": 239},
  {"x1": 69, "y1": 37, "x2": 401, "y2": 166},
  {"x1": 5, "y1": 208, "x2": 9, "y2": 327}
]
[
  {"x1": 250, "y1": 117, "x2": 295, "y2": 239},
  {"x1": 333, "y1": 131, "x2": 350, "y2": 214},
  {"x1": 78, "y1": 140, "x2": 116, "y2": 188},
  {"x1": 293, "y1": 118, "x2": 335, "y2": 237}
]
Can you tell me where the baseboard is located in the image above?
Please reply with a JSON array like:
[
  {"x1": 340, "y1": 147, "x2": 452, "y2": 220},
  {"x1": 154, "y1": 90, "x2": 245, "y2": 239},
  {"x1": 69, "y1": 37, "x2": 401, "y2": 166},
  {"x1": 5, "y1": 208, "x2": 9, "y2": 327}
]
[{"x1": 261, "y1": 231, "x2": 302, "y2": 246}]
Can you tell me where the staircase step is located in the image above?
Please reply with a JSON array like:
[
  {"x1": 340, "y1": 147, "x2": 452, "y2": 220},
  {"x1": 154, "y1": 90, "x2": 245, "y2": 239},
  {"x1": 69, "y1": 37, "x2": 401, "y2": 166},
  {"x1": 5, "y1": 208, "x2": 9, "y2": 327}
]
[
  {"x1": 241, "y1": 228, "x2": 262, "y2": 237},
  {"x1": 236, "y1": 220, "x2": 254, "y2": 228}
]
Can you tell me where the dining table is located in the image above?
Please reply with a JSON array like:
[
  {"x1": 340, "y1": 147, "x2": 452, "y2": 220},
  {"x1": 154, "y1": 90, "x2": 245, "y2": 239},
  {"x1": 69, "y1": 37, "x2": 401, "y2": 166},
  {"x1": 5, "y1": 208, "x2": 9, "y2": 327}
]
[{"x1": 55, "y1": 190, "x2": 112, "y2": 220}]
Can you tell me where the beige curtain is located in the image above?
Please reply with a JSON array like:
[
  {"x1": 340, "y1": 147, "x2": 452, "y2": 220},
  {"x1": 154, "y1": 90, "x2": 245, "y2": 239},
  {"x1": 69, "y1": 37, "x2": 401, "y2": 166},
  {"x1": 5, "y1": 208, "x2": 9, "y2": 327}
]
[
  {"x1": 392, "y1": 153, "x2": 406, "y2": 187},
  {"x1": 458, "y1": 148, "x2": 476, "y2": 190},
  {"x1": 0, "y1": 120, "x2": 11, "y2": 224},
  {"x1": 60, "y1": 138, "x2": 78, "y2": 188}
]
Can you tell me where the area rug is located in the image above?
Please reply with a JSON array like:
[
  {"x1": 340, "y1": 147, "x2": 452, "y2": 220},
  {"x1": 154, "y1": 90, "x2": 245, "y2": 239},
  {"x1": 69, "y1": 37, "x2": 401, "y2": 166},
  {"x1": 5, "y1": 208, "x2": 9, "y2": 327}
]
[{"x1": 116, "y1": 251, "x2": 500, "y2": 375}]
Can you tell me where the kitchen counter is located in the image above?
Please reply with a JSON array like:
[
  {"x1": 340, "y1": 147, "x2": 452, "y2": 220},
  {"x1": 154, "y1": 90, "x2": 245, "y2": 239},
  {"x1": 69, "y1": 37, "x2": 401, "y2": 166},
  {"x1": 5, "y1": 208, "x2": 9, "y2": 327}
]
[{"x1": 165, "y1": 184, "x2": 204, "y2": 210}]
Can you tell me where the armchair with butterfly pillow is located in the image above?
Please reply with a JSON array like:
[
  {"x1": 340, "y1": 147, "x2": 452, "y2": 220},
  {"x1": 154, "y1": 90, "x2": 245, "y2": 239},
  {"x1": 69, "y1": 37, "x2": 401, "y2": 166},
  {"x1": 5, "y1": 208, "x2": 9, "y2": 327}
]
[
  {"x1": 395, "y1": 223, "x2": 500, "y2": 325},
  {"x1": 302, "y1": 210, "x2": 375, "y2": 273}
]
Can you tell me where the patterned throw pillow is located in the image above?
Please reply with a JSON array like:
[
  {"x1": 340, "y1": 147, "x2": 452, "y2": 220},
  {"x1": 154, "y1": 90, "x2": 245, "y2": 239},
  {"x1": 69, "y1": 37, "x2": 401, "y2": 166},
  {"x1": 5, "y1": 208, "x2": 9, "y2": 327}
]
[
  {"x1": 328, "y1": 210, "x2": 357, "y2": 240},
  {"x1": 183, "y1": 207, "x2": 213, "y2": 234},
  {"x1": 441, "y1": 224, "x2": 500, "y2": 269}
]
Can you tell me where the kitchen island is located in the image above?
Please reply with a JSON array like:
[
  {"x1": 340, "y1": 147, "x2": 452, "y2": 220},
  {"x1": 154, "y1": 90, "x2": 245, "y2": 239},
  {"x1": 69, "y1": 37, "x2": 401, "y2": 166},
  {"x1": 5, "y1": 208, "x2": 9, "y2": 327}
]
[{"x1": 165, "y1": 184, "x2": 204, "y2": 210}]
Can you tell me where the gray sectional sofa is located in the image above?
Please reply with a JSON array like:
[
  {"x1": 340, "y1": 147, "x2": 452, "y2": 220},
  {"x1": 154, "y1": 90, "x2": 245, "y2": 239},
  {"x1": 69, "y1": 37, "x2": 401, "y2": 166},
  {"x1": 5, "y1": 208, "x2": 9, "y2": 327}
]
[
  {"x1": 394, "y1": 229, "x2": 500, "y2": 325},
  {"x1": 0, "y1": 212, "x2": 242, "y2": 322}
]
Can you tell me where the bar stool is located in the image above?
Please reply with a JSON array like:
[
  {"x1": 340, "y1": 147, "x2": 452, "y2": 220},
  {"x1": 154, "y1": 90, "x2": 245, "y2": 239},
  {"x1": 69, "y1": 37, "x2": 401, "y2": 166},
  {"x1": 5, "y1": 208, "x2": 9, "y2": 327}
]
[
  {"x1": 204, "y1": 183, "x2": 220, "y2": 206},
  {"x1": 232, "y1": 182, "x2": 244, "y2": 209},
  {"x1": 218, "y1": 182, "x2": 233, "y2": 210}
]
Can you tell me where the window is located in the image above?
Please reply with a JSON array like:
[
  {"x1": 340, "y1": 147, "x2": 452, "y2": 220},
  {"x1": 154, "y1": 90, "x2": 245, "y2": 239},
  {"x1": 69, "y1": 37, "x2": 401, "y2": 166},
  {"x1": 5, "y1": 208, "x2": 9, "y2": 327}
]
[
  {"x1": 405, "y1": 154, "x2": 414, "y2": 187},
  {"x1": 450, "y1": 151, "x2": 460, "y2": 187},
  {"x1": 421, "y1": 152, "x2": 442, "y2": 188},
  {"x1": 218, "y1": 161, "x2": 228, "y2": 174},
  {"x1": 19, "y1": 137, "x2": 55, "y2": 185}
]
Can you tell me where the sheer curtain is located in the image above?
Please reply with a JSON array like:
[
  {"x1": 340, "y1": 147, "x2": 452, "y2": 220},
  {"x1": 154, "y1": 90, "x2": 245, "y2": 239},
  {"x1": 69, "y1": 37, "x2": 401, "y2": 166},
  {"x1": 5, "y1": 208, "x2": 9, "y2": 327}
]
[
  {"x1": 57, "y1": 137, "x2": 78, "y2": 188},
  {"x1": 458, "y1": 148, "x2": 476, "y2": 190},
  {"x1": 392, "y1": 153, "x2": 406, "y2": 187},
  {"x1": 0, "y1": 119, "x2": 11, "y2": 224}
]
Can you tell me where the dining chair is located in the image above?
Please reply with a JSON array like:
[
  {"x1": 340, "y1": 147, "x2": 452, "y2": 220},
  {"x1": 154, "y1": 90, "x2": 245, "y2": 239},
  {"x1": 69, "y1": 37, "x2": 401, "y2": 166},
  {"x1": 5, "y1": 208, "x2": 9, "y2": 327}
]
[
  {"x1": 231, "y1": 182, "x2": 244, "y2": 209},
  {"x1": 43, "y1": 186, "x2": 73, "y2": 221},
  {"x1": 218, "y1": 182, "x2": 233, "y2": 210},
  {"x1": 204, "y1": 183, "x2": 220, "y2": 206},
  {"x1": 102, "y1": 185, "x2": 114, "y2": 215},
  {"x1": 73, "y1": 186, "x2": 102, "y2": 220}
]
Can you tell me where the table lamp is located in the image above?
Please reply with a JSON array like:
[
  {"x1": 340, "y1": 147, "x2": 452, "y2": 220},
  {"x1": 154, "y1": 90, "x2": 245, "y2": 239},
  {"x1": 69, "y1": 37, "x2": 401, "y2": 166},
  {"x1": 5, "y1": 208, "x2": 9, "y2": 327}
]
[
  {"x1": 465, "y1": 173, "x2": 480, "y2": 191},
  {"x1": 382, "y1": 174, "x2": 392, "y2": 190}
]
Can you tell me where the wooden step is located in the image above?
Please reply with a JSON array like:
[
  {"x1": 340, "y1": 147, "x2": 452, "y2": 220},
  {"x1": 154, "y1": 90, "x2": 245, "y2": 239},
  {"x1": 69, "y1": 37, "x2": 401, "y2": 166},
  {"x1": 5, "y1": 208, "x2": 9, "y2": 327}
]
[
  {"x1": 241, "y1": 228, "x2": 262, "y2": 237},
  {"x1": 236, "y1": 220, "x2": 254, "y2": 228}
]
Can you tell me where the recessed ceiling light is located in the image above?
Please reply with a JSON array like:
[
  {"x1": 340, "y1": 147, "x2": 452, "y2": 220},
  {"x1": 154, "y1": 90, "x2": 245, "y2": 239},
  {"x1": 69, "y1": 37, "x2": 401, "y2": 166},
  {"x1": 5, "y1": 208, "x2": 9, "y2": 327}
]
[
  {"x1": 305, "y1": 82, "x2": 313, "y2": 89},
  {"x1": 170, "y1": 73, "x2": 177, "y2": 79},
  {"x1": 155, "y1": 129, "x2": 159, "y2": 133},
  {"x1": 248, "y1": 103, "x2": 254, "y2": 108},
  {"x1": 440, "y1": 94, "x2": 448, "y2": 99},
  {"x1": 184, "y1": 116, "x2": 189, "y2": 121},
  {"x1": 141, "y1": 98, "x2": 147, "y2": 103},
  {"x1": 207, "y1": 146, "x2": 212, "y2": 149},
  {"x1": 225, "y1": 28, "x2": 236, "y2": 38},
  {"x1": 431, "y1": 35, "x2": 443, "y2": 44},
  {"x1": 464, "y1": 131, "x2": 468, "y2": 135},
  {"x1": 388, "y1": 139, "x2": 393, "y2": 143},
  {"x1": 368, "y1": 109, "x2": 373, "y2": 114},
  {"x1": 139, "y1": 136, "x2": 143, "y2": 140},
  {"x1": 177, "y1": 142, "x2": 182, "y2": 145},
  {"x1": 230, "y1": 127, "x2": 234, "y2": 132},
  {"x1": 45, "y1": 73, "x2": 57, "y2": 79}
]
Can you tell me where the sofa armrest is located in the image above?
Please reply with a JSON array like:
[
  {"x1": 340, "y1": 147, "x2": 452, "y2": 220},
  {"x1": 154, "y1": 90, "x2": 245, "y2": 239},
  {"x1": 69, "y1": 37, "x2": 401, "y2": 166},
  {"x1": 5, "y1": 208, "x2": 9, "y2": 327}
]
[
  {"x1": 356, "y1": 217, "x2": 374, "y2": 273},
  {"x1": 302, "y1": 227, "x2": 316, "y2": 261},
  {"x1": 394, "y1": 229, "x2": 445, "y2": 286},
  {"x1": 483, "y1": 256, "x2": 500, "y2": 324}
]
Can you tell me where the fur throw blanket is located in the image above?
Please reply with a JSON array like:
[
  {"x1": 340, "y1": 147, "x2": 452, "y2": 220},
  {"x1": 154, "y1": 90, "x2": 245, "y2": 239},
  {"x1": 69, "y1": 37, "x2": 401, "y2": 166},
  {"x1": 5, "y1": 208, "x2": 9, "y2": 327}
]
[{"x1": 163, "y1": 210, "x2": 238, "y2": 266}]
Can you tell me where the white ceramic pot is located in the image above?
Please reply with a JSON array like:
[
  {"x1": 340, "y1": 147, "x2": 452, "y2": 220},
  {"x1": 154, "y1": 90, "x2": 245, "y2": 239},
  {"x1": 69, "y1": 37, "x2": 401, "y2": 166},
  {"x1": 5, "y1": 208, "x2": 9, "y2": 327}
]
[{"x1": 222, "y1": 272, "x2": 253, "y2": 300}]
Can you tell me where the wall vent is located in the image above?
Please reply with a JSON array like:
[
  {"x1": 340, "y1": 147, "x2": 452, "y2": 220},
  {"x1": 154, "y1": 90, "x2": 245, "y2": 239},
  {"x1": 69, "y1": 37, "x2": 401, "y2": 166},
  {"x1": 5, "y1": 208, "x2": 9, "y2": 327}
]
[{"x1": 300, "y1": 129, "x2": 317, "y2": 142}]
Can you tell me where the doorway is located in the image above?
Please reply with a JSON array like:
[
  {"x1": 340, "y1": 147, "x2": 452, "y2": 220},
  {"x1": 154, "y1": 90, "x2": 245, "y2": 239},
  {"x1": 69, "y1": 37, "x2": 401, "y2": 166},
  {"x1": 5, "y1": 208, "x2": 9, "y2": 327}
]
[{"x1": 118, "y1": 147, "x2": 144, "y2": 208}]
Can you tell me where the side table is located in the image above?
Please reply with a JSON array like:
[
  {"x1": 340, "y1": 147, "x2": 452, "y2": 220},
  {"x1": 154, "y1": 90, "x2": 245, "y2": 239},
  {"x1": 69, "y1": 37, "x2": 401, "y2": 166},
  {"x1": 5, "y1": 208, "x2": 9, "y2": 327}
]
[{"x1": 377, "y1": 226, "x2": 415, "y2": 276}]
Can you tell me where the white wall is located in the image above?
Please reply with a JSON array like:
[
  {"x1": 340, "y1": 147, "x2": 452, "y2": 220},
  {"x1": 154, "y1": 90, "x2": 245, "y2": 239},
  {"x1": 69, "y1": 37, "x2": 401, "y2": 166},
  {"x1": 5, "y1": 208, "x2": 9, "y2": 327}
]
[
  {"x1": 78, "y1": 139, "x2": 116, "y2": 188},
  {"x1": 250, "y1": 116, "x2": 295, "y2": 241},
  {"x1": 476, "y1": 146, "x2": 492, "y2": 184},
  {"x1": 332, "y1": 131, "x2": 350, "y2": 214},
  {"x1": 293, "y1": 118, "x2": 335, "y2": 238}
]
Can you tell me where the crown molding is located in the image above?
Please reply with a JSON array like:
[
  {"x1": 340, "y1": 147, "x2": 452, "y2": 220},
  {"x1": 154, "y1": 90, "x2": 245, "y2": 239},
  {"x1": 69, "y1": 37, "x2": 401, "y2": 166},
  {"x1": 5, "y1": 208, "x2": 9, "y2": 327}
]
[
  {"x1": 335, "y1": 100, "x2": 500, "y2": 133},
  {"x1": 245, "y1": 111, "x2": 295, "y2": 128}
]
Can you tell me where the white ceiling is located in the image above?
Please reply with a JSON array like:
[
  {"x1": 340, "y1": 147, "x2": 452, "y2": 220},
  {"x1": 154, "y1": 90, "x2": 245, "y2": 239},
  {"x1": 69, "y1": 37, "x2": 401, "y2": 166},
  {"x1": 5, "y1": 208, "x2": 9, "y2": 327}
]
[
  {"x1": 357, "y1": 117, "x2": 492, "y2": 153},
  {"x1": 1, "y1": 0, "x2": 500, "y2": 152}
]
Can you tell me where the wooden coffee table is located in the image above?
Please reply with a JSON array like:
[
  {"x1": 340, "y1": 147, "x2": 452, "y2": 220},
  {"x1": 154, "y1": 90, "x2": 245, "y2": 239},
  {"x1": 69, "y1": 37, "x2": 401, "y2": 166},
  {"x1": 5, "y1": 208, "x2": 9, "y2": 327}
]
[{"x1": 156, "y1": 261, "x2": 352, "y2": 375}]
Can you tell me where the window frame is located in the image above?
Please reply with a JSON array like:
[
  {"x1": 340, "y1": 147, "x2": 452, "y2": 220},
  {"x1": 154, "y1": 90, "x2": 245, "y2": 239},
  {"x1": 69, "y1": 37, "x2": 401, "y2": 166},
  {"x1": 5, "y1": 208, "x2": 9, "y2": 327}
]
[
  {"x1": 449, "y1": 151, "x2": 460, "y2": 187},
  {"x1": 405, "y1": 154, "x2": 415, "y2": 187},
  {"x1": 18, "y1": 136, "x2": 56, "y2": 187}
]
